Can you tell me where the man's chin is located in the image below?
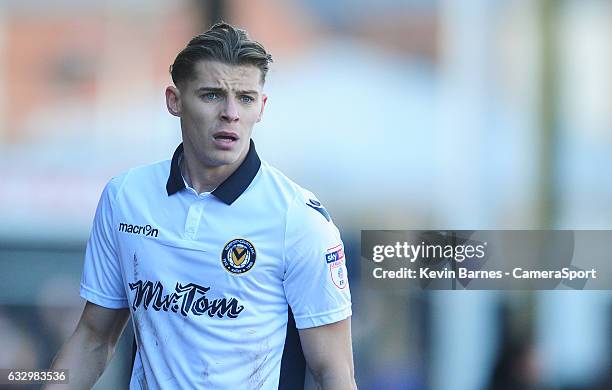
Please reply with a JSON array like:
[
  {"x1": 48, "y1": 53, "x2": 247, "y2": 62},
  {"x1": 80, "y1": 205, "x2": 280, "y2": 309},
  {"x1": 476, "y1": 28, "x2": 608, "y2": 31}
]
[{"x1": 205, "y1": 150, "x2": 242, "y2": 168}]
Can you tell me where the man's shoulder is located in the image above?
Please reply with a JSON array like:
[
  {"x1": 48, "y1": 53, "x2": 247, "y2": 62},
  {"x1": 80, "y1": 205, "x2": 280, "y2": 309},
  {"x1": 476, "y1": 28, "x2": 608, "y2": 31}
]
[
  {"x1": 259, "y1": 161, "x2": 304, "y2": 195},
  {"x1": 259, "y1": 161, "x2": 317, "y2": 205},
  {"x1": 104, "y1": 158, "x2": 171, "y2": 201},
  {"x1": 122, "y1": 158, "x2": 172, "y2": 183},
  {"x1": 259, "y1": 161, "x2": 334, "y2": 226}
]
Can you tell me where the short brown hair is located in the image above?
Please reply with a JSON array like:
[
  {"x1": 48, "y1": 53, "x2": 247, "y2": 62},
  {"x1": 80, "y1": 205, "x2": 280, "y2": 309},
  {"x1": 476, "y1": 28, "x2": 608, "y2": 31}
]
[{"x1": 170, "y1": 22, "x2": 273, "y2": 87}]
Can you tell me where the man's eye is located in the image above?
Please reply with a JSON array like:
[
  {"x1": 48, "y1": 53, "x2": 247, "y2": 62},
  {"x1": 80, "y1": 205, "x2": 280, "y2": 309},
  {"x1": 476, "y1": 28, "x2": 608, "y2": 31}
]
[
  {"x1": 201, "y1": 93, "x2": 219, "y2": 101},
  {"x1": 240, "y1": 95, "x2": 255, "y2": 103}
]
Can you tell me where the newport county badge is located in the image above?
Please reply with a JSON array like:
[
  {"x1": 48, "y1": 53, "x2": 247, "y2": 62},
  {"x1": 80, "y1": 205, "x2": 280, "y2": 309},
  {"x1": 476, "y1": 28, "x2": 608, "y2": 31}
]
[
  {"x1": 325, "y1": 244, "x2": 348, "y2": 289},
  {"x1": 222, "y1": 238, "x2": 256, "y2": 275}
]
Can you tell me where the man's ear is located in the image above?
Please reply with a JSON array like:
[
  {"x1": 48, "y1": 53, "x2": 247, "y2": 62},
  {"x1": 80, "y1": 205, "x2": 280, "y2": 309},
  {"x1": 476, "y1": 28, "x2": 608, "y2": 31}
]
[
  {"x1": 257, "y1": 94, "x2": 267, "y2": 123},
  {"x1": 166, "y1": 86, "x2": 181, "y2": 117}
]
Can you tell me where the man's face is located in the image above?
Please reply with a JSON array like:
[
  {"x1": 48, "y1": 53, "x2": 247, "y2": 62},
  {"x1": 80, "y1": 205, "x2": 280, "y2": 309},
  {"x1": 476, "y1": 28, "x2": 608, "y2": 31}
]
[{"x1": 167, "y1": 60, "x2": 267, "y2": 169}]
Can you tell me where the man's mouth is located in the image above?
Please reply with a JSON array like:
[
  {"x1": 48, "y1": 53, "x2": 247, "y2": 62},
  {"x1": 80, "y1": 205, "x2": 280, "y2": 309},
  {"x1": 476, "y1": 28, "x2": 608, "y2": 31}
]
[
  {"x1": 214, "y1": 135, "x2": 237, "y2": 141},
  {"x1": 212, "y1": 131, "x2": 239, "y2": 149},
  {"x1": 213, "y1": 131, "x2": 239, "y2": 142}
]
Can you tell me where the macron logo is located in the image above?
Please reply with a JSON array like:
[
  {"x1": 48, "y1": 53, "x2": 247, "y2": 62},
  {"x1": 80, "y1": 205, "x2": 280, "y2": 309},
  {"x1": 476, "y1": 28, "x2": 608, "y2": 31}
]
[{"x1": 118, "y1": 222, "x2": 159, "y2": 238}]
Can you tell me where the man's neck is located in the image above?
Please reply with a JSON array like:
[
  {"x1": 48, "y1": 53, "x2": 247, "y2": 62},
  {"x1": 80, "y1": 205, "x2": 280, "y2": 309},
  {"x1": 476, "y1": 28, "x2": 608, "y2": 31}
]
[{"x1": 180, "y1": 147, "x2": 246, "y2": 194}]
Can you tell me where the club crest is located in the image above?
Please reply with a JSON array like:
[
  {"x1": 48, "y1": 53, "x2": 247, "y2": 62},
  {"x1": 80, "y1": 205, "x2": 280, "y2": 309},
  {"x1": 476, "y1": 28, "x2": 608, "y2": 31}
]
[{"x1": 221, "y1": 238, "x2": 256, "y2": 275}]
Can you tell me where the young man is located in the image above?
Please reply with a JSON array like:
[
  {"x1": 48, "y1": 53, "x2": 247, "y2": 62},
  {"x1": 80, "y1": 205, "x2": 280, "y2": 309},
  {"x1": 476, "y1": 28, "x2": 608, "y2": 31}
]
[{"x1": 47, "y1": 22, "x2": 355, "y2": 389}]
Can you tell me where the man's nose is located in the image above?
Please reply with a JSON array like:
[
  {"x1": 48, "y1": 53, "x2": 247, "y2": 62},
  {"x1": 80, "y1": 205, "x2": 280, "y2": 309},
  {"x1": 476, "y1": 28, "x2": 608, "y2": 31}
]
[{"x1": 220, "y1": 98, "x2": 240, "y2": 122}]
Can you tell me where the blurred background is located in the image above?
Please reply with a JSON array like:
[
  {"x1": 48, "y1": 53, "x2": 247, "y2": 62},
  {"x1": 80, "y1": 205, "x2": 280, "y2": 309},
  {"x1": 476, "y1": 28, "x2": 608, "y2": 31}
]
[{"x1": 0, "y1": 0, "x2": 611, "y2": 389}]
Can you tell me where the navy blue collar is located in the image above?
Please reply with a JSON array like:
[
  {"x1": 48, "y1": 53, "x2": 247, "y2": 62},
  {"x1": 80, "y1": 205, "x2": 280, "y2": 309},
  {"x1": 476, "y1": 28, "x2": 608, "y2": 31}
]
[{"x1": 166, "y1": 140, "x2": 261, "y2": 205}]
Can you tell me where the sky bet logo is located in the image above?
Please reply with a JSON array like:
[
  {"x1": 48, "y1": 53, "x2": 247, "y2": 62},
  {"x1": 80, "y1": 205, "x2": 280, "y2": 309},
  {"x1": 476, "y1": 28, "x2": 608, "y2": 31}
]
[
  {"x1": 326, "y1": 244, "x2": 347, "y2": 290},
  {"x1": 325, "y1": 245, "x2": 345, "y2": 263},
  {"x1": 118, "y1": 222, "x2": 159, "y2": 238}
]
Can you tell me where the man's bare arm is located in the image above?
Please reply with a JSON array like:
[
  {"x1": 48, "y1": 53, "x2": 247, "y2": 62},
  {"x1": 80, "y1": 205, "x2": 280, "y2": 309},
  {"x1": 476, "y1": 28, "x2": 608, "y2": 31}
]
[
  {"x1": 299, "y1": 317, "x2": 357, "y2": 390},
  {"x1": 44, "y1": 301, "x2": 131, "y2": 390}
]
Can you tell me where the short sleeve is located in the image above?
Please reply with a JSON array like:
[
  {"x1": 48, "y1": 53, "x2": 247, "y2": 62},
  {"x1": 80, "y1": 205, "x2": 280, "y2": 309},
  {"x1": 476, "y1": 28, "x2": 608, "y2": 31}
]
[
  {"x1": 80, "y1": 178, "x2": 129, "y2": 308},
  {"x1": 283, "y1": 193, "x2": 352, "y2": 329}
]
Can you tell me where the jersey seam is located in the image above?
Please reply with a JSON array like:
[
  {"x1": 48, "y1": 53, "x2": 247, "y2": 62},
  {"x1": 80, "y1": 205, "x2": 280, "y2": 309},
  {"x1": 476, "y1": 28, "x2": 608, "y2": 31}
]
[
  {"x1": 108, "y1": 169, "x2": 133, "y2": 259},
  {"x1": 282, "y1": 190, "x2": 300, "y2": 276}
]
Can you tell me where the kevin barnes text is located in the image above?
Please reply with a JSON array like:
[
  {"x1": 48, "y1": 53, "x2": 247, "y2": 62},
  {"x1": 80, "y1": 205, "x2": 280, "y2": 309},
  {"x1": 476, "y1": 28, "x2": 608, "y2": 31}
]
[{"x1": 373, "y1": 267, "x2": 597, "y2": 280}]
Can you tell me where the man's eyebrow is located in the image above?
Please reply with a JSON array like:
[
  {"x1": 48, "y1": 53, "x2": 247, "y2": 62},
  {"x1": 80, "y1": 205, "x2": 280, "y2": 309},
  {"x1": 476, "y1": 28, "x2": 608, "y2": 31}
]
[
  {"x1": 195, "y1": 87, "x2": 224, "y2": 93},
  {"x1": 194, "y1": 87, "x2": 259, "y2": 96},
  {"x1": 236, "y1": 89, "x2": 259, "y2": 95}
]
